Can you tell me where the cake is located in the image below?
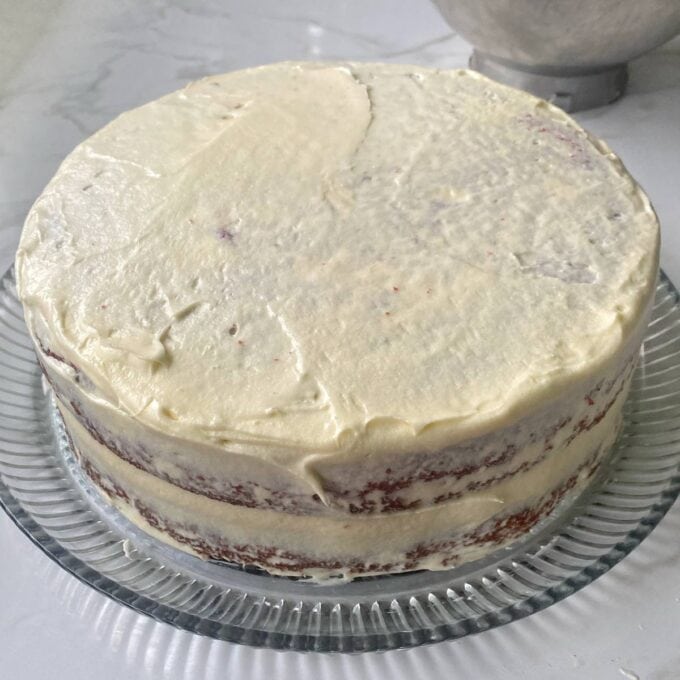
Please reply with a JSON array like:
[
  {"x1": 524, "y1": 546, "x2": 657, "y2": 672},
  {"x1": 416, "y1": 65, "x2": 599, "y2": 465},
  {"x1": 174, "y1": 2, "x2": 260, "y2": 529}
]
[{"x1": 16, "y1": 62, "x2": 659, "y2": 580}]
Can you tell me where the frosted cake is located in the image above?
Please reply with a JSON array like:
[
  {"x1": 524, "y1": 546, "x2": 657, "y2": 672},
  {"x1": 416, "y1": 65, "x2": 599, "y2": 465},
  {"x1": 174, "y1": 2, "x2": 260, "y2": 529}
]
[{"x1": 16, "y1": 62, "x2": 659, "y2": 580}]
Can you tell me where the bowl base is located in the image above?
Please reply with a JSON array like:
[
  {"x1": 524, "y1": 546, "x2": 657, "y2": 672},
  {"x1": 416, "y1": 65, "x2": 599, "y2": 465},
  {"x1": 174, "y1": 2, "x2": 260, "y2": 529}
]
[{"x1": 469, "y1": 51, "x2": 628, "y2": 112}]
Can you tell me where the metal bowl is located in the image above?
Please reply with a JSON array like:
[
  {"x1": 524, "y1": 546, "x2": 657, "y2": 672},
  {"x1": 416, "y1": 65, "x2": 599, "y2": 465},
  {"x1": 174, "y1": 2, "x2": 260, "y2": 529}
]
[{"x1": 432, "y1": 0, "x2": 680, "y2": 110}]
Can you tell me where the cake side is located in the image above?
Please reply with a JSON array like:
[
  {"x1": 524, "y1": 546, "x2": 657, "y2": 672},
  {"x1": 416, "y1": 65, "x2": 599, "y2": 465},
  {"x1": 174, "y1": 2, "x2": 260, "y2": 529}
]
[
  {"x1": 39, "y1": 327, "x2": 641, "y2": 518},
  {"x1": 58, "y1": 359, "x2": 628, "y2": 579},
  {"x1": 45, "y1": 304, "x2": 645, "y2": 579}
]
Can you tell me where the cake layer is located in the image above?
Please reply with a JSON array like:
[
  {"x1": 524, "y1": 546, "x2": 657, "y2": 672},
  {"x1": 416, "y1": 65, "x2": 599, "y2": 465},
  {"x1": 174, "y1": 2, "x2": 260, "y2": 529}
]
[{"x1": 60, "y1": 368, "x2": 624, "y2": 579}]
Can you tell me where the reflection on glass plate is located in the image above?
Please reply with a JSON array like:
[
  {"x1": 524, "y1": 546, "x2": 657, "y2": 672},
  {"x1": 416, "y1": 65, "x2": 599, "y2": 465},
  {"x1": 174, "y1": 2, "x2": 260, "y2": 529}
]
[{"x1": 1, "y1": 267, "x2": 679, "y2": 652}]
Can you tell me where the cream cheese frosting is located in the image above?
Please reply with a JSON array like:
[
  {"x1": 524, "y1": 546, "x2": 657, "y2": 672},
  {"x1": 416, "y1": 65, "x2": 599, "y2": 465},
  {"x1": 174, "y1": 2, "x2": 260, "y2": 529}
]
[{"x1": 16, "y1": 62, "x2": 660, "y2": 476}]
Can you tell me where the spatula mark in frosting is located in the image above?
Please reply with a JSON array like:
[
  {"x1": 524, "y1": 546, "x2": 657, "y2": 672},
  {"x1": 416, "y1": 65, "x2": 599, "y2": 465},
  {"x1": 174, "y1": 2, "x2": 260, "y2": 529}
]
[
  {"x1": 261, "y1": 302, "x2": 339, "y2": 428},
  {"x1": 343, "y1": 66, "x2": 376, "y2": 162},
  {"x1": 97, "y1": 299, "x2": 204, "y2": 369},
  {"x1": 321, "y1": 67, "x2": 376, "y2": 216},
  {"x1": 513, "y1": 252, "x2": 597, "y2": 284}
]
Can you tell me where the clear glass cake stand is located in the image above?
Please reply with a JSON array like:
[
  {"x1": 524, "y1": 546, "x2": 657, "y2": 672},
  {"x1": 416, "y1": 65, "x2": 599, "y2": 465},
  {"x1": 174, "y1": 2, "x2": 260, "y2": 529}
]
[{"x1": 1, "y1": 267, "x2": 679, "y2": 652}]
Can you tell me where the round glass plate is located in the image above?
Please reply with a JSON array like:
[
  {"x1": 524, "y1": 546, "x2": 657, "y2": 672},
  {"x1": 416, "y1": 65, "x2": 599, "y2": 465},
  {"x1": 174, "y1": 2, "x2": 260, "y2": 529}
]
[{"x1": 1, "y1": 267, "x2": 680, "y2": 653}]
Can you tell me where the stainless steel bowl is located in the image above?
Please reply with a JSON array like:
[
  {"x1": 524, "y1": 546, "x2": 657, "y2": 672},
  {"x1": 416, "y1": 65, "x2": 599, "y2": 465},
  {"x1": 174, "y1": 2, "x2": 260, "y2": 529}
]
[{"x1": 432, "y1": 0, "x2": 680, "y2": 110}]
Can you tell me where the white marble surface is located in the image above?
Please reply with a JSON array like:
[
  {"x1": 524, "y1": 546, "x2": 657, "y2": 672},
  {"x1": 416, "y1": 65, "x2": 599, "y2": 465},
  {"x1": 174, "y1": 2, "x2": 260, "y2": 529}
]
[{"x1": 1, "y1": 2, "x2": 680, "y2": 678}]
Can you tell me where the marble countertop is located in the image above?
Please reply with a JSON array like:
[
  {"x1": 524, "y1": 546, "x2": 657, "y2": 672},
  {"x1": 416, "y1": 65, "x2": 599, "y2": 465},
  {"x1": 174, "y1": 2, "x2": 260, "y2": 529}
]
[{"x1": 1, "y1": 2, "x2": 680, "y2": 678}]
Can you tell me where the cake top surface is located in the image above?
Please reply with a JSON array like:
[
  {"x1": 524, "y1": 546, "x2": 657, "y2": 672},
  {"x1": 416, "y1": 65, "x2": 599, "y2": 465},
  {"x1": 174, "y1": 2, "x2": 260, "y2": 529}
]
[{"x1": 17, "y1": 62, "x2": 659, "y2": 464}]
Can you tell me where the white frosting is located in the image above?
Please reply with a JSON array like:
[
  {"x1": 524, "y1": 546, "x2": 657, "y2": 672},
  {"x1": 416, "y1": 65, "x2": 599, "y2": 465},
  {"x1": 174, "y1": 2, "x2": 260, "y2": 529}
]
[
  {"x1": 17, "y1": 62, "x2": 659, "y2": 476},
  {"x1": 17, "y1": 62, "x2": 660, "y2": 577}
]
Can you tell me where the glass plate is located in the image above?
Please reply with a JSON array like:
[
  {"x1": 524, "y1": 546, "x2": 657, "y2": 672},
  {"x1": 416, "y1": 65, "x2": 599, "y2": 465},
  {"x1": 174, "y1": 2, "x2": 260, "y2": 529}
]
[{"x1": 1, "y1": 266, "x2": 680, "y2": 653}]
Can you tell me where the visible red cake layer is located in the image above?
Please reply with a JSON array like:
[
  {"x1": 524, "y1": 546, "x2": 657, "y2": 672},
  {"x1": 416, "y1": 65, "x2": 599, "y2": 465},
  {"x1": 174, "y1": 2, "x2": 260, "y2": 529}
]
[
  {"x1": 75, "y1": 440, "x2": 605, "y2": 578},
  {"x1": 323, "y1": 358, "x2": 633, "y2": 514},
  {"x1": 44, "y1": 367, "x2": 323, "y2": 515},
  {"x1": 42, "y1": 341, "x2": 634, "y2": 518}
]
